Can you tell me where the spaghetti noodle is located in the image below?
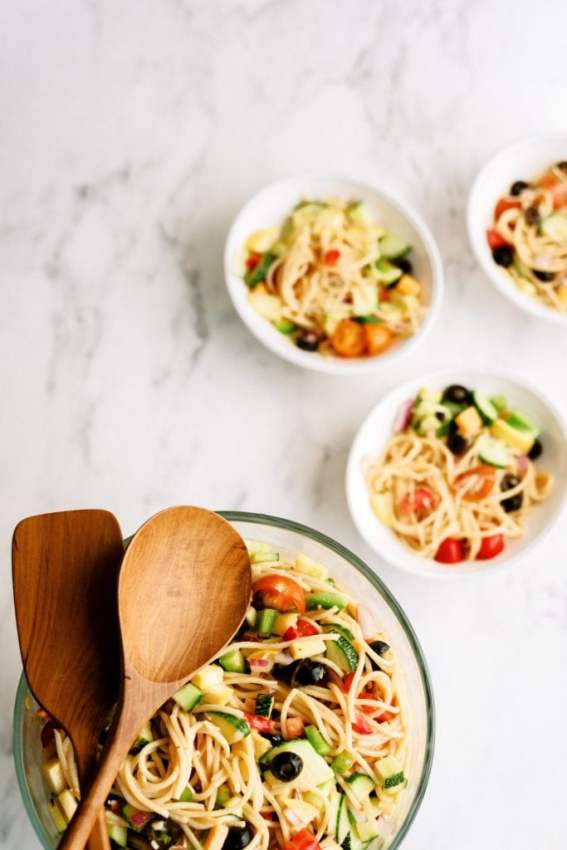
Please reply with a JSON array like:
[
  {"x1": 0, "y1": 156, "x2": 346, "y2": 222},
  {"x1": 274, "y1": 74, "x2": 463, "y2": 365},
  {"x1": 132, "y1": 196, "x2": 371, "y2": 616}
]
[
  {"x1": 38, "y1": 544, "x2": 409, "y2": 850},
  {"x1": 366, "y1": 384, "x2": 552, "y2": 564},
  {"x1": 488, "y1": 161, "x2": 567, "y2": 312},
  {"x1": 242, "y1": 198, "x2": 426, "y2": 359}
]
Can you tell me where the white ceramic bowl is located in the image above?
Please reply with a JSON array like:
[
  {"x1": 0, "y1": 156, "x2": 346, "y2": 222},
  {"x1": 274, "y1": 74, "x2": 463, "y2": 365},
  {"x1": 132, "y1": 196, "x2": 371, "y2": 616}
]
[
  {"x1": 346, "y1": 370, "x2": 567, "y2": 579},
  {"x1": 468, "y1": 137, "x2": 567, "y2": 326},
  {"x1": 224, "y1": 175, "x2": 444, "y2": 375}
]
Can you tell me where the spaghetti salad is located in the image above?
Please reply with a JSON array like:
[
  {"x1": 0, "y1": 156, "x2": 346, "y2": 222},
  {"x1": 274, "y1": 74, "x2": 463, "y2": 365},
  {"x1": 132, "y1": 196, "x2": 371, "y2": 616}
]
[
  {"x1": 37, "y1": 545, "x2": 409, "y2": 850},
  {"x1": 242, "y1": 198, "x2": 426, "y2": 359},
  {"x1": 366, "y1": 383, "x2": 552, "y2": 565}
]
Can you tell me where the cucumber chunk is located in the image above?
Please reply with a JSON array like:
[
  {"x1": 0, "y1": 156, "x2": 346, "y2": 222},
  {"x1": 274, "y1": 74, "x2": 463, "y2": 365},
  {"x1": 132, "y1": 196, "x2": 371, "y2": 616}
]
[
  {"x1": 331, "y1": 752, "x2": 354, "y2": 775},
  {"x1": 107, "y1": 824, "x2": 127, "y2": 848},
  {"x1": 173, "y1": 682, "x2": 204, "y2": 712},
  {"x1": 255, "y1": 692, "x2": 274, "y2": 718},
  {"x1": 205, "y1": 712, "x2": 250, "y2": 744},
  {"x1": 540, "y1": 213, "x2": 567, "y2": 242},
  {"x1": 346, "y1": 773, "x2": 375, "y2": 804},
  {"x1": 219, "y1": 648, "x2": 246, "y2": 673},
  {"x1": 274, "y1": 319, "x2": 296, "y2": 335},
  {"x1": 257, "y1": 608, "x2": 278, "y2": 636},
  {"x1": 506, "y1": 410, "x2": 540, "y2": 438},
  {"x1": 305, "y1": 724, "x2": 331, "y2": 756},
  {"x1": 178, "y1": 786, "x2": 194, "y2": 802},
  {"x1": 477, "y1": 436, "x2": 511, "y2": 469},
  {"x1": 323, "y1": 622, "x2": 355, "y2": 642},
  {"x1": 490, "y1": 394, "x2": 507, "y2": 413},
  {"x1": 376, "y1": 755, "x2": 405, "y2": 789},
  {"x1": 326, "y1": 635, "x2": 359, "y2": 673},
  {"x1": 261, "y1": 739, "x2": 333, "y2": 789},
  {"x1": 380, "y1": 231, "x2": 410, "y2": 259},
  {"x1": 244, "y1": 252, "x2": 277, "y2": 288},
  {"x1": 473, "y1": 391, "x2": 498, "y2": 424},
  {"x1": 335, "y1": 794, "x2": 351, "y2": 843},
  {"x1": 374, "y1": 258, "x2": 402, "y2": 285},
  {"x1": 306, "y1": 590, "x2": 348, "y2": 611}
]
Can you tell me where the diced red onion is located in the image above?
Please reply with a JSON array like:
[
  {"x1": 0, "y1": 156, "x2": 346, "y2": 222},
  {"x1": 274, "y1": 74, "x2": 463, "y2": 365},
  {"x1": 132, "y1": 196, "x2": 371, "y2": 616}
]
[
  {"x1": 274, "y1": 651, "x2": 294, "y2": 666},
  {"x1": 394, "y1": 399, "x2": 413, "y2": 433},
  {"x1": 249, "y1": 658, "x2": 271, "y2": 671},
  {"x1": 517, "y1": 455, "x2": 529, "y2": 472}
]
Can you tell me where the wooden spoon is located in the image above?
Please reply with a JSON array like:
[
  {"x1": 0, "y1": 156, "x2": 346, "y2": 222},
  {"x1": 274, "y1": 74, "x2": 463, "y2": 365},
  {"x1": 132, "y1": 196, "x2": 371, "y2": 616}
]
[
  {"x1": 58, "y1": 505, "x2": 251, "y2": 850},
  {"x1": 12, "y1": 509, "x2": 125, "y2": 850}
]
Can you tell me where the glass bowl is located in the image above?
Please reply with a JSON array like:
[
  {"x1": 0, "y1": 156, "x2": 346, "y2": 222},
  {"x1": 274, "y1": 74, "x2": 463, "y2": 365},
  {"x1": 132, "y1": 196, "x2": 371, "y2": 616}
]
[{"x1": 13, "y1": 511, "x2": 434, "y2": 849}]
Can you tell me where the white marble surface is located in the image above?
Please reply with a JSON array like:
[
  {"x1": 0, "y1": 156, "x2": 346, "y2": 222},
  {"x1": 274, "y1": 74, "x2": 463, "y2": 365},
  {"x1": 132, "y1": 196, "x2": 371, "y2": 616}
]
[{"x1": 2, "y1": 1, "x2": 567, "y2": 847}]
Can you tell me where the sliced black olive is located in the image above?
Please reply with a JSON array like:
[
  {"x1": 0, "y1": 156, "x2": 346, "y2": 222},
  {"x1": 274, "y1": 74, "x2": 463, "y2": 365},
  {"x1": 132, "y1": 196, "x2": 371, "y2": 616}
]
[
  {"x1": 500, "y1": 473, "x2": 523, "y2": 513},
  {"x1": 524, "y1": 206, "x2": 541, "y2": 227},
  {"x1": 528, "y1": 438, "x2": 543, "y2": 460},
  {"x1": 533, "y1": 270, "x2": 555, "y2": 282},
  {"x1": 510, "y1": 180, "x2": 529, "y2": 196},
  {"x1": 261, "y1": 733, "x2": 283, "y2": 746},
  {"x1": 392, "y1": 256, "x2": 413, "y2": 274},
  {"x1": 296, "y1": 331, "x2": 321, "y2": 352},
  {"x1": 273, "y1": 660, "x2": 327, "y2": 687},
  {"x1": 223, "y1": 826, "x2": 253, "y2": 850},
  {"x1": 557, "y1": 161, "x2": 567, "y2": 172},
  {"x1": 369, "y1": 639, "x2": 390, "y2": 670},
  {"x1": 441, "y1": 384, "x2": 473, "y2": 405},
  {"x1": 492, "y1": 246, "x2": 514, "y2": 267},
  {"x1": 446, "y1": 420, "x2": 468, "y2": 455},
  {"x1": 271, "y1": 751, "x2": 303, "y2": 781}
]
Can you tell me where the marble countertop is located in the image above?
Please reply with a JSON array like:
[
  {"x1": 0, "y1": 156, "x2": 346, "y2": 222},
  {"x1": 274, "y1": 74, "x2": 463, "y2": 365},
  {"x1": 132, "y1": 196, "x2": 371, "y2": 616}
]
[{"x1": 2, "y1": 1, "x2": 567, "y2": 847}]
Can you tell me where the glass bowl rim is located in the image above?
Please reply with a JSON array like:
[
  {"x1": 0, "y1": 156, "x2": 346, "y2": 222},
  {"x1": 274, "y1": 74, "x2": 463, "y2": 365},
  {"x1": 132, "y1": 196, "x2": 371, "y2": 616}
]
[{"x1": 13, "y1": 509, "x2": 435, "y2": 850}]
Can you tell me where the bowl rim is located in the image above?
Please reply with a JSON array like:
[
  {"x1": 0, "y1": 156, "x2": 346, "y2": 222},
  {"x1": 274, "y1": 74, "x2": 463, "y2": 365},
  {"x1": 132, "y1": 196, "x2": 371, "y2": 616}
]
[
  {"x1": 467, "y1": 136, "x2": 567, "y2": 327},
  {"x1": 346, "y1": 368, "x2": 567, "y2": 579},
  {"x1": 223, "y1": 173, "x2": 445, "y2": 375},
  {"x1": 13, "y1": 509, "x2": 435, "y2": 850}
]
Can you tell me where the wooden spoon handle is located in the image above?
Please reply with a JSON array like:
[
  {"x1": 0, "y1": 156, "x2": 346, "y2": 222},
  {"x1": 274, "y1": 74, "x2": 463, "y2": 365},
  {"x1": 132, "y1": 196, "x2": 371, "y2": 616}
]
[
  {"x1": 58, "y1": 703, "x2": 139, "y2": 850},
  {"x1": 86, "y1": 812, "x2": 112, "y2": 850}
]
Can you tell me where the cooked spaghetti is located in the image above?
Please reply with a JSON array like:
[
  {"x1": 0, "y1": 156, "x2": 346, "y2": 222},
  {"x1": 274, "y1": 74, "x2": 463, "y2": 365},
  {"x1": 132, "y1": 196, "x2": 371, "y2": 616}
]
[
  {"x1": 37, "y1": 544, "x2": 409, "y2": 850},
  {"x1": 487, "y1": 161, "x2": 567, "y2": 312},
  {"x1": 366, "y1": 384, "x2": 552, "y2": 564},
  {"x1": 242, "y1": 198, "x2": 426, "y2": 359}
]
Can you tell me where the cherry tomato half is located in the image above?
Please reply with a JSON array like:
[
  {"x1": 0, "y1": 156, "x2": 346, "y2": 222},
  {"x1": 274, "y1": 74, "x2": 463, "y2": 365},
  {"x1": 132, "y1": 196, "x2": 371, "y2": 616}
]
[
  {"x1": 244, "y1": 713, "x2": 275, "y2": 733},
  {"x1": 252, "y1": 574, "x2": 306, "y2": 613},
  {"x1": 364, "y1": 323, "x2": 394, "y2": 356},
  {"x1": 455, "y1": 465, "x2": 496, "y2": 502},
  {"x1": 434, "y1": 538, "x2": 465, "y2": 564},
  {"x1": 324, "y1": 249, "x2": 341, "y2": 265},
  {"x1": 398, "y1": 486, "x2": 440, "y2": 520},
  {"x1": 284, "y1": 829, "x2": 321, "y2": 850},
  {"x1": 246, "y1": 253, "x2": 260, "y2": 270},
  {"x1": 330, "y1": 319, "x2": 366, "y2": 358},
  {"x1": 494, "y1": 197, "x2": 521, "y2": 219},
  {"x1": 476, "y1": 534, "x2": 505, "y2": 561},
  {"x1": 486, "y1": 229, "x2": 511, "y2": 250}
]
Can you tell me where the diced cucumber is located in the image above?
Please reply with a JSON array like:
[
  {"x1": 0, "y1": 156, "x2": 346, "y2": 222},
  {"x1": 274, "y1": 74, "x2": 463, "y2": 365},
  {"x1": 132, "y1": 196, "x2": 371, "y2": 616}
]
[
  {"x1": 251, "y1": 550, "x2": 279, "y2": 564},
  {"x1": 107, "y1": 824, "x2": 127, "y2": 848},
  {"x1": 47, "y1": 800, "x2": 67, "y2": 833},
  {"x1": 346, "y1": 201, "x2": 373, "y2": 226},
  {"x1": 305, "y1": 725, "x2": 331, "y2": 756},
  {"x1": 193, "y1": 665, "x2": 223, "y2": 691},
  {"x1": 122, "y1": 804, "x2": 151, "y2": 831},
  {"x1": 473, "y1": 391, "x2": 498, "y2": 425},
  {"x1": 347, "y1": 773, "x2": 375, "y2": 804},
  {"x1": 335, "y1": 794, "x2": 351, "y2": 843},
  {"x1": 376, "y1": 755, "x2": 405, "y2": 788},
  {"x1": 490, "y1": 394, "x2": 507, "y2": 413},
  {"x1": 205, "y1": 712, "x2": 250, "y2": 744},
  {"x1": 540, "y1": 213, "x2": 567, "y2": 242},
  {"x1": 331, "y1": 752, "x2": 354, "y2": 775},
  {"x1": 261, "y1": 739, "x2": 333, "y2": 790},
  {"x1": 380, "y1": 231, "x2": 410, "y2": 259},
  {"x1": 506, "y1": 411, "x2": 540, "y2": 438},
  {"x1": 257, "y1": 608, "x2": 278, "y2": 636},
  {"x1": 323, "y1": 622, "x2": 355, "y2": 642},
  {"x1": 215, "y1": 784, "x2": 231, "y2": 808},
  {"x1": 219, "y1": 648, "x2": 246, "y2": 673},
  {"x1": 244, "y1": 252, "x2": 277, "y2": 288},
  {"x1": 512, "y1": 252, "x2": 531, "y2": 280},
  {"x1": 290, "y1": 637, "x2": 327, "y2": 660},
  {"x1": 352, "y1": 282, "x2": 378, "y2": 316},
  {"x1": 294, "y1": 200, "x2": 327, "y2": 213},
  {"x1": 491, "y1": 418, "x2": 535, "y2": 454},
  {"x1": 274, "y1": 319, "x2": 296, "y2": 335},
  {"x1": 306, "y1": 590, "x2": 348, "y2": 611},
  {"x1": 326, "y1": 636, "x2": 359, "y2": 673},
  {"x1": 374, "y1": 258, "x2": 402, "y2": 286},
  {"x1": 174, "y1": 682, "x2": 204, "y2": 712},
  {"x1": 354, "y1": 314, "x2": 382, "y2": 324},
  {"x1": 178, "y1": 786, "x2": 194, "y2": 802},
  {"x1": 477, "y1": 436, "x2": 511, "y2": 469},
  {"x1": 350, "y1": 811, "x2": 379, "y2": 844},
  {"x1": 255, "y1": 692, "x2": 274, "y2": 718}
]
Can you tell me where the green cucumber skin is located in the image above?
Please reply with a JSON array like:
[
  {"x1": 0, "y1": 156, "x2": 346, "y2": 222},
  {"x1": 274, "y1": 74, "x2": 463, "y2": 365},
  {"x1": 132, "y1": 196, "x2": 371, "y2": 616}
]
[
  {"x1": 256, "y1": 608, "x2": 278, "y2": 636},
  {"x1": 245, "y1": 252, "x2": 276, "y2": 288},
  {"x1": 255, "y1": 693, "x2": 274, "y2": 718},
  {"x1": 307, "y1": 591, "x2": 348, "y2": 611}
]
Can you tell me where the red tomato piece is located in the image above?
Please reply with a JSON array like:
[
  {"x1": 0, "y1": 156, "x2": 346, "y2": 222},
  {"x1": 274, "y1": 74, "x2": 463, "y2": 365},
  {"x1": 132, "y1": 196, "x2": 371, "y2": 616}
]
[
  {"x1": 283, "y1": 627, "x2": 299, "y2": 641},
  {"x1": 398, "y1": 486, "x2": 440, "y2": 520},
  {"x1": 284, "y1": 829, "x2": 321, "y2": 850},
  {"x1": 377, "y1": 710, "x2": 396, "y2": 723},
  {"x1": 552, "y1": 183, "x2": 567, "y2": 210},
  {"x1": 342, "y1": 672, "x2": 356, "y2": 693},
  {"x1": 379, "y1": 288, "x2": 391, "y2": 302},
  {"x1": 246, "y1": 253, "x2": 260, "y2": 270},
  {"x1": 41, "y1": 721, "x2": 56, "y2": 748},
  {"x1": 486, "y1": 229, "x2": 510, "y2": 250},
  {"x1": 261, "y1": 811, "x2": 274, "y2": 821},
  {"x1": 434, "y1": 538, "x2": 465, "y2": 564},
  {"x1": 352, "y1": 713, "x2": 372, "y2": 734},
  {"x1": 252, "y1": 575, "x2": 306, "y2": 613},
  {"x1": 296, "y1": 618, "x2": 319, "y2": 637},
  {"x1": 244, "y1": 713, "x2": 275, "y2": 733},
  {"x1": 324, "y1": 249, "x2": 341, "y2": 265},
  {"x1": 476, "y1": 534, "x2": 505, "y2": 561},
  {"x1": 494, "y1": 197, "x2": 521, "y2": 219},
  {"x1": 455, "y1": 465, "x2": 496, "y2": 502}
]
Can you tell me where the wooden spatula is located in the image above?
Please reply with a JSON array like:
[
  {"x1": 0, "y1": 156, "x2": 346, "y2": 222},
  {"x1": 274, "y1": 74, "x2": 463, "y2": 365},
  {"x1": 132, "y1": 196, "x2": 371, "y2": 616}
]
[
  {"x1": 12, "y1": 509, "x2": 124, "y2": 850},
  {"x1": 59, "y1": 505, "x2": 251, "y2": 850}
]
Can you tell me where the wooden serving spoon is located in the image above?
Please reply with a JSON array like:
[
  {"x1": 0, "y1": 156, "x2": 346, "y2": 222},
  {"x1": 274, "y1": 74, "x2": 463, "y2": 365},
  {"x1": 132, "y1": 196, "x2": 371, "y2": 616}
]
[
  {"x1": 12, "y1": 509, "x2": 125, "y2": 850},
  {"x1": 59, "y1": 505, "x2": 252, "y2": 850}
]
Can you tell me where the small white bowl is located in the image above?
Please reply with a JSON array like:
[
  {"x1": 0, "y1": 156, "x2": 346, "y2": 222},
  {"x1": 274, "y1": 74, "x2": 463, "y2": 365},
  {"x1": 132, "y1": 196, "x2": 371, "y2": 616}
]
[
  {"x1": 468, "y1": 137, "x2": 567, "y2": 326},
  {"x1": 346, "y1": 369, "x2": 567, "y2": 579},
  {"x1": 224, "y1": 175, "x2": 444, "y2": 375}
]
